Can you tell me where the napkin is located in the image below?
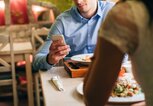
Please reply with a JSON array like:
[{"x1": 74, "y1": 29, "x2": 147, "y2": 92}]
[{"x1": 51, "y1": 75, "x2": 64, "y2": 91}]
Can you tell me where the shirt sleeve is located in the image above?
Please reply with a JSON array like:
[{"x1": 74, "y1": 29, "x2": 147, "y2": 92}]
[
  {"x1": 99, "y1": 2, "x2": 138, "y2": 54},
  {"x1": 32, "y1": 40, "x2": 54, "y2": 71},
  {"x1": 32, "y1": 16, "x2": 64, "y2": 71},
  {"x1": 48, "y1": 16, "x2": 64, "y2": 39}
]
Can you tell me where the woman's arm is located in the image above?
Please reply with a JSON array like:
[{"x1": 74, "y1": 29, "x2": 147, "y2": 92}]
[{"x1": 83, "y1": 37, "x2": 124, "y2": 106}]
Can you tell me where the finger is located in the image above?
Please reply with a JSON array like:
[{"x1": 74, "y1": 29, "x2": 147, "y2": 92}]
[
  {"x1": 56, "y1": 46, "x2": 71, "y2": 55},
  {"x1": 49, "y1": 42, "x2": 56, "y2": 50},
  {"x1": 58, "y1": 54, "x2": 67, "y2": 59},
  {"x1": 49, "y1": 45, "x2": 59, "y2": 54},
  {"x1": 60, "y1": 47, "x2": 71, "y2": 54},
  {"x1": 48, "y1": 53, "x2": 65, "y2": 64},
  {"x1": 49, "y1": 45, "x2": 70, "y2": 61},
  {"x1": 49, "y1": 42, "x2": 62, "y2": 51},
  {"x1": 53, "y1": 39, "x2": 64, "y2": 46},
  {"x1": 57, "y1": 45, "x2": 70, "y2": 51},
  {"x1": 52, "y1": 54, "x2": 66, "y2": 63}
]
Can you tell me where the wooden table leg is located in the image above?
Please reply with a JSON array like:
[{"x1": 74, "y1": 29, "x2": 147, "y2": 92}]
[
  {"x1": 34, "y1": 73, "x2": 40, "y2": 106},
  {"x1": 25, "y1": 54, "x2": 34, "y2": 106}
]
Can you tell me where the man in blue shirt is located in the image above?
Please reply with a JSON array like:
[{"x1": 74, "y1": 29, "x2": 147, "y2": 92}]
[{"x1": 33, "y1": 0, "x2": 115, "y2": 71}]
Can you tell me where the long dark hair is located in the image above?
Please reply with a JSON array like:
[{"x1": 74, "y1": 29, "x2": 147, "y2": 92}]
[
  {"x1": 142, "y1": 0, "x2": 153, "y2": 23},
  {"x1": 118, "y1": 0, "x2": 153, "y2": 23}
]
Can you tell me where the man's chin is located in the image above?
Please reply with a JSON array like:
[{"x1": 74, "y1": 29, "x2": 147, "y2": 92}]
[{"x1": 78, "y1": 8, "x2": 87, "y2": 13}]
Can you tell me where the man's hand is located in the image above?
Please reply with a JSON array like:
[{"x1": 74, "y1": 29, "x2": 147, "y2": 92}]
[{"x1": 47, "y1": 39, "x2": 71, "y2": 64}]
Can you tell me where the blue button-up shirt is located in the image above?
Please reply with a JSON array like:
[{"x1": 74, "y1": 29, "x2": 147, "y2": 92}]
[{"x1": 33, "y1": 1, "x2": 115, "y2": 71}]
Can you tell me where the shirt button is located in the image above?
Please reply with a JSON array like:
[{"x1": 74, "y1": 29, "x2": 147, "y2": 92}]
[{"x1": 88, "y1": 47, "x2": 91, "y2": 50}]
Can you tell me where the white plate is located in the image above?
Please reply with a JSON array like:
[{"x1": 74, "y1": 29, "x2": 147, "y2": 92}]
[
  {"x1": 71, "y1": 53, "x2": 93, "y2": 63},
  {"x1": 76, "y1": 82, "x2": 145, "y2": 103},
  {"x1": 76, "y1": 82, "x2": 84, "y2": 95},
  {"x1": 121, "y1": 61, "x2": 132, "y2": 73}
]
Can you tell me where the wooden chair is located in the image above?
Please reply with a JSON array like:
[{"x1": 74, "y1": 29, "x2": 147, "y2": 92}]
[
  {"x1": 30, "y1": 2, "x2": 60, "y2": 106},
  {"x1": 0, "y1": 25, "x2": 35, "y2": 106},
  {"x1": 2, "y1": 0, "x2": 39, "y2": 105},
  {"x1": 5, "y1": 0, "x2": 35, "y2": 104},
  {"x1": 27, "y1": 0, "x2": 61, "y2": 31},
  {"x1": 0, "y1": 27, "x2": 18, "y2": 106},
  {"x1": 32, "y1": 27, "x2": 50, "y2": 53},
  {"x1": 32, "y1": 27, "x2": 49, "y2": 106},
  {"x1": 33, "y1": 27, "x2": 64, "y2": 106},
  {"x1": 2, "y1": 0, "x2": 60, "y2": 105}
]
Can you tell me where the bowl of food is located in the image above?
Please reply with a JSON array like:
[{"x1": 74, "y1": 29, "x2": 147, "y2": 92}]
[
  {"x1": 76, "y1": 74, "x2": 145, "y2": 103},
  {"x1": 111, "y1": 73, "x2": 142, "y2": 97}
]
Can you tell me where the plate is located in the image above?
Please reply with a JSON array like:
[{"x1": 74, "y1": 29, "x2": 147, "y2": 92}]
[
  {"x1": 121, "y1": 61, "x2": 132, "y2": 73},
  {"x1": 76, "y1": 82, "x2": 84, "y2": 95},
  {"x1": 71, "y1": 53, "x2": 93, "y2": 63},
  {"x1": 76, "y1": 82, "x2": 145, "y2": 103}
]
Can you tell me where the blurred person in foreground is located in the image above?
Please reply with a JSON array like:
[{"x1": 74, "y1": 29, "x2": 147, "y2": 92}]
[
  {"x1": 83, "y1": 0, "x2": 153, "y2": 106},
  {"x1": 32, "y1": 0, "x2": 115, "y2": 71}
]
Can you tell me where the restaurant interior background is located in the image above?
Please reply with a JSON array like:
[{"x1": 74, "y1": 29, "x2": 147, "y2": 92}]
[{"x1": 0, "y1": 0, "x2": 118, "y2": 106}]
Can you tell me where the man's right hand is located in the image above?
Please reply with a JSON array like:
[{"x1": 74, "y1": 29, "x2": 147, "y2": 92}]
[{"x1": 47, "y1": 39, "x2": 71, "y2": 64}]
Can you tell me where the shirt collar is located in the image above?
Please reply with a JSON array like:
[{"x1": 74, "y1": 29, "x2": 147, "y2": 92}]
[
  {"x1": 96, "y1": 1, "x2": 103, "y2": 18},
  {"x1": 73, "y1": 6, "x2": 88, "y2": 22}
]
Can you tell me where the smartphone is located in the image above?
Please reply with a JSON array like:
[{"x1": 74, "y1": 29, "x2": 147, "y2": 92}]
[{"x1": 51, "y1": 34, "x2": 66, "y2": 45}]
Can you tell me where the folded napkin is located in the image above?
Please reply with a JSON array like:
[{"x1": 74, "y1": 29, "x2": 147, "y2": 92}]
[{"x1": 51, "y1": 75, "x2": 64, "y2": 91}]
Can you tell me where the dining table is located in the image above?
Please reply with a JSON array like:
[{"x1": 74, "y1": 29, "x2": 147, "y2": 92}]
[{"x1": 39, "y1": 66, "x2": 145, "y2": 106}]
